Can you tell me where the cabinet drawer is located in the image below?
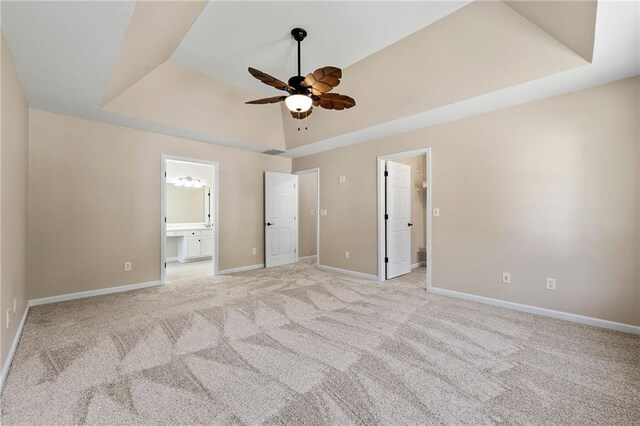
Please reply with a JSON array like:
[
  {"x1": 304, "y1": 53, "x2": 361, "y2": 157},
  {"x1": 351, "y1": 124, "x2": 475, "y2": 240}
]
[
  {"x1": 201, "y1": 229, "x2": 213, "y2": 237},
  {"x1": 186, "y1": 230, "x2": 201, "y2": 237},
  {"x1": 166, "y1": 231, "x2": 185, "y2": 237}
]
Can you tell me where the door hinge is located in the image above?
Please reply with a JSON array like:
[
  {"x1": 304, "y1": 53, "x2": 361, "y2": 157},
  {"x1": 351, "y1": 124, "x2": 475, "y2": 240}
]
[
  {"x1": 384, "y1": 171, "x2": 388, "y2": 177},
  {"x1": 164, "y1": 262, "x2": 167, "y2": 268},
  {"x1": 164, "y1": 172, "x2": 167, "y2": 177},
  {"x1": 384, "y1": 214, "x2": 388, "y2": 220},
  {"x1": 385, "y1": 257, "x2": 389, "y2": 263},
  {"x1": 164, "y1": 217, "x2": 167, "y2": 223},
  {"x1": 294, "y1": 249, "x2": 297, "y2": 253}
]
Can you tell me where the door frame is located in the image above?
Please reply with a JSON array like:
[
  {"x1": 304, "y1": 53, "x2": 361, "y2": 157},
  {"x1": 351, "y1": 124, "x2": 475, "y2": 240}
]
[
  {"x1": 160, "y1": 155, "x2": 219, "y2": 283},
  {"x1": 293, "y1": 168, "x2": 320, "y2": 265},
  {"x1": 377, "y1": 148, "x2": 432, "y2": 289}
]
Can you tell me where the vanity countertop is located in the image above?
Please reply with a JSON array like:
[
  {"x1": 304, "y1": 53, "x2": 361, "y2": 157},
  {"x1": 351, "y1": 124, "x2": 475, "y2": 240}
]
[{"x1": 167, "y1": 224, "x2": 212, "y2": 232}]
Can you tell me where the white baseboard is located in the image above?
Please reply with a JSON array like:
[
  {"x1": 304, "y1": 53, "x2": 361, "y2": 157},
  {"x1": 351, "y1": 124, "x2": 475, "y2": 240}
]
[
  {"x1": 317, "y1": 264, "x2": 378, "y2": 281},
  {"x1": 429, "y1": 286, "x2": 640, "y2": 335},
  {"x1": 166, "y1": 256, "x2": 178, "y2": 262},
  {"x1": 411, "y1": 261, "x2": 426, "y2": 269},
  {"x1": 29, "y1": 280, "x2": 162, "y2": 307},
  {"x1": 218, "y1": 263, "x2": 264, "y2": 275},
  {"x1": 298, "y1": 255, "x2": 317, "y2": 262},
  {"x1": 1, "y1": 304, "x2": 30, "y2": 393}
]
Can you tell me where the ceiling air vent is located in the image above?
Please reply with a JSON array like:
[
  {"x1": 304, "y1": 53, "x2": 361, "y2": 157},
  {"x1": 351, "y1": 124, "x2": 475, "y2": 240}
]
[{"x1": 263, "y1": 149, "x2": 286, "y2": 156}]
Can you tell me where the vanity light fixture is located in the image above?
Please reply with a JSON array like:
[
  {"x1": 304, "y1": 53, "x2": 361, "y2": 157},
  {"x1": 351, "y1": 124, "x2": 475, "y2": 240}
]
[{"x1": 173, "y1": 177, "x2": 204, "y2": 188}]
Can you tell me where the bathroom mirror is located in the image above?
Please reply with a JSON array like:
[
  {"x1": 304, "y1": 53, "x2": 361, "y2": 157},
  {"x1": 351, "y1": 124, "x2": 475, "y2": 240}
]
[{"x1": 166, "y1": 184, "x2": 209, "y2": 224}]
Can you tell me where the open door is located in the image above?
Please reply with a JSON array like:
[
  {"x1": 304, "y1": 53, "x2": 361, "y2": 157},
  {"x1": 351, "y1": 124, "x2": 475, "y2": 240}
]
[
  {"x1": 386, "y1": 161, "x2": 412, "y2": 278},
  {"x1": 265, "y1": 172, "x2": 298, "y2": 267}
]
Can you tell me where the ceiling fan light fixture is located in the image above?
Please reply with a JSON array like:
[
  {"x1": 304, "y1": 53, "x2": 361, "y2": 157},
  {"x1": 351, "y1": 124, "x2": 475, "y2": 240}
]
[{"x1": 285, "y1": 94, "x2": 312, "y2": 113}]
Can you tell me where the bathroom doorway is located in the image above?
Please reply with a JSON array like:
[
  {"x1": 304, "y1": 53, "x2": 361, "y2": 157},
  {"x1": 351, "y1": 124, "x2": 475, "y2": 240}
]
[{"x1": 161, "y1": 156, "x2": 218, "y2": 283}]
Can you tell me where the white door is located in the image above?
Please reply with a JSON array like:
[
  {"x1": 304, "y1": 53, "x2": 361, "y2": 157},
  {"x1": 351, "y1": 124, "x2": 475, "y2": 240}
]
[
  {"x1": 265, "y1": 172, "x2": 298, "y2": 267},
  {"x1": 386, "y1": 161, "x2": 412, "y2": 279}
]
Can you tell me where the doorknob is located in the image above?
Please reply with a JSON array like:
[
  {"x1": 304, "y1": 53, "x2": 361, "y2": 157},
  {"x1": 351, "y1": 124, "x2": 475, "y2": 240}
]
[
  {"x1": 408, "y1": 223, "x2": 413, "y2": 227},
  {"x1": 266, "y1": 222, "x2": 273, "y2": 226}
]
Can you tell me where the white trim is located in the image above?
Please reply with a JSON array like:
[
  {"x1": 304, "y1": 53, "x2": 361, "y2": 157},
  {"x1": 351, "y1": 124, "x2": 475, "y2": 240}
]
[
  {"x1": 429, "y1": 286, "x2": 640, "y2": 335},
  {"x1": 166, "y1": 256, "x2": 178, "y2": 262},
  {"x1": 218, "y1": 263, "x2": 265, "y2": 275},
  {"x1": 293, "y1": 168, "x2": 320, "y2": 266},
  {"x1": 161, "y1": 155, "x2": 219, "y2": 283},
  {"x1": 29, "y1": 281, "x2": 162, "y2": 307},
  {"x1": 317, "y1": 264, "x2": 378, "y2": 281},
  {"x1": 298, "y1": 255, "x2": 317, "y2": 262},
  {"x1": 411, "y1": 261, "x2": 426, "y2": 269},
  {"x1": 0, "y1": 304, "x2": 29, "y2": 393},
  {"x1": 377, "y1": 148, "x2": 432, "y2": 290}
]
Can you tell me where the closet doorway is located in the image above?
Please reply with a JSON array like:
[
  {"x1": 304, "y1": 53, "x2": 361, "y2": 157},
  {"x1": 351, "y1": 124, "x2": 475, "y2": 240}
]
[
  {"x1": 294, "y1": 168, "x2": 320, "y2": 265},
  {"x1": 377, "y1": 148, "x2": 431, "y2": 288}
]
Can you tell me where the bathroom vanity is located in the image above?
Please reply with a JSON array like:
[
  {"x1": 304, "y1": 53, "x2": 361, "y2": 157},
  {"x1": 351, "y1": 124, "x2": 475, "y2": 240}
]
[{"x1": 166, "y1": 224, "x2": 213, "y2": 262}]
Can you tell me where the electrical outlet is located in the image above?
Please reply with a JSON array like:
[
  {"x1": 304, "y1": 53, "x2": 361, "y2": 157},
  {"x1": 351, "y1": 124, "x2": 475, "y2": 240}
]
[
  {"x1": 502, "y1": 272, "x2": 511, "y2": 284},
  {"x1": 433, "y1": 208, "x2": 440, "y2": 217},
  {"x1": 252, "y1": 248, "x2": 257, "y2": 255},
  {"x1": 13, "y1": 297, "x2": 16, "y2": 313},
  {"x1": 546, "y1": 277, "x2": 556, "y2": 291},
  {"x1": 6, "y1": 309, "x2": 9, "y2": 328},
  {"x1": 345, "y1": 251, "x2": 350, "y2": 260},
  {"x1": 339, "y1": 176, "x2": 346, "y2": 184},
  {"x1": 124, "y1": 261, "x2": 132, "y2": 272}
]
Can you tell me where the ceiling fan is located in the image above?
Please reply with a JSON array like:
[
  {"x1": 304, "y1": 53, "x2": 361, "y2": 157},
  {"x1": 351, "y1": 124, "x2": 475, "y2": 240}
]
[{"x1": 245, "y1": 28, "x2": 356, "y2": 125}]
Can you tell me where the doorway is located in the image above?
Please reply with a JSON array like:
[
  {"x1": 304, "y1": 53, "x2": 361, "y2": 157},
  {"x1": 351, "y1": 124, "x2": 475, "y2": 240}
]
[
  {"x1": 161, "y1": 155, "x2": 219, "y2": 283},
  {"x1": 294, "y1": 168, "x2": 320, "y2": 264},
  {"x1": 377, "y1": 148, "x2": 431, "y2": 288}
]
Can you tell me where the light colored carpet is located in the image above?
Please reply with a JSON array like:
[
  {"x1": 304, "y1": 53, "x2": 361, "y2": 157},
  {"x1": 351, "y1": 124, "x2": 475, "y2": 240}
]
[{"x1": 2, "y1": 261, "x2": 639, "y2": 425}]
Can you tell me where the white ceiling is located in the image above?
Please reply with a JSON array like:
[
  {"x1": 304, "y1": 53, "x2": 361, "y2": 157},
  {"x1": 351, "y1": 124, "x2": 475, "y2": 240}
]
[
  {"x1": 1, "y1": 1, "x2": 134, "y2": 113},
  {"x1": 1, "y1": 1, "x2": 638, "y2": 157},
  {"x1": 172, "y1": 1, "x2": 470, "y2": 95},
  {"x1": 284, "y1": 0, "x2": 640, "y2": 157}
]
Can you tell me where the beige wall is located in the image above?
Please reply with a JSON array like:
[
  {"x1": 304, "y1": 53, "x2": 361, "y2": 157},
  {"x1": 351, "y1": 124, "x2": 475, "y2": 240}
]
[
  {"x1": 297, "y1": 172, "x2": 318, "y2": 258},
  {"x1": 28, "y1": 110, "x2": 291, "y2": 299},
  {"x1": 1, "y1": 31, "x2": 29, "y2": 368},
  {"x1": 167, "y1": 185, "x2": 205, "y2": 224},
  {"x1": 294, "y1": 77, "x2": 640, "y2": 326},
  {"x1": 395, "y1": 155, "x2": 426, "y2": 266}
]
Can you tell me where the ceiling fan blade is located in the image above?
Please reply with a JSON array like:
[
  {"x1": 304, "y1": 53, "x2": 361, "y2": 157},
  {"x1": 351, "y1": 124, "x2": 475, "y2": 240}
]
[
  {"x1": 245, "y1": 95, "x2": 287, "y2": 105},
  {"x1": 290, "y1": 108, "x2": 312, "y2": 119},
  {"x1": 317, "y1": 93, "x2": 356, "y2": 111},
  {"x1": 304, "y1": 66, "x2": 342, "y2": 94},
  {"x1": 248, "y1": 67, "x2": 292, "y2": 92}
]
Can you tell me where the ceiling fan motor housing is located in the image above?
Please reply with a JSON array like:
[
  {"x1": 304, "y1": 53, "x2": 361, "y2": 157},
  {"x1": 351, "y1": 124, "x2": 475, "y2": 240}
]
[{"x1": 287, "y1": 75, "x2": 307, "y2": 91}]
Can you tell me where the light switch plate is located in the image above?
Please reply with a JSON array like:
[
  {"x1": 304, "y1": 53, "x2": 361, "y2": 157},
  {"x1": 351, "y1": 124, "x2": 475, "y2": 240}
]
[
  {"x1": 345, "y1": 251, "x2": 350, "y2": 259},
  {"x1": 339, "y1": 176, "x2": 346, "y2": 184},
  {"x1": 320, "y1": 209, "x2": 327, "y2": 216},
  {"x1": 502, "y1": 272, "x2": 511, "y2": 284},
  {"x1": 433, "y1": 208, "x2": 440, "y2": 217}
]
